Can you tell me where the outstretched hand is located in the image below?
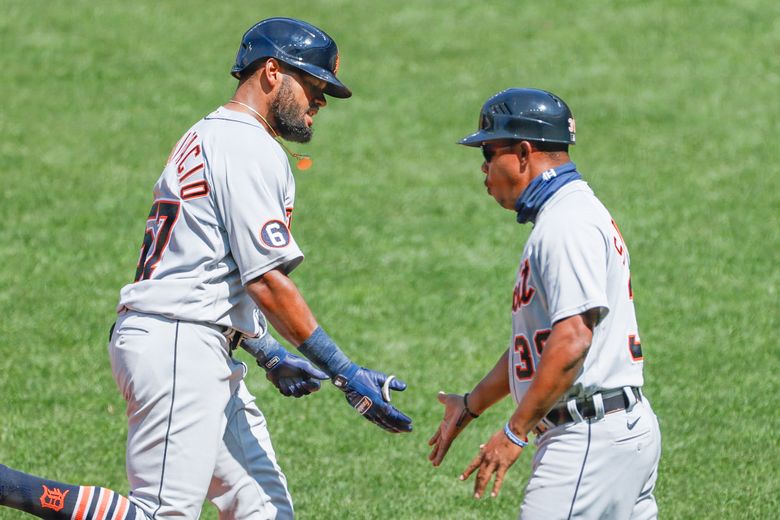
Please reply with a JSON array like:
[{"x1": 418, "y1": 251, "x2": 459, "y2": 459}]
[
  {"x1": 335, "y1": 367, "x2": 413, "y2": 433},
  {"x1": 460, "y1": 428, "x2": 524, "y2": 499},
  {"x1": 428, "y1": 392, "x2": 476, "y2": 467}
]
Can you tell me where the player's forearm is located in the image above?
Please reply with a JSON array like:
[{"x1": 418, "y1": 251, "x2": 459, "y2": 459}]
[
  {"x1": 246, "y1": 268, "x2": 318, "y2": 346},
  {"x1": 467, "y1": 350, "x2": 511, "y2": 415},
  {"x1": 508, "y1": 315, "x2": 592, "y2": 436}
]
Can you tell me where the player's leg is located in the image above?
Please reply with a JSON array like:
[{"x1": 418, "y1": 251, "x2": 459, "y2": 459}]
[
  {"x1": 207, "y1": 377, "x2": 293, "y2": 520},
  {"x1": 518, "y1": 419, "x2": 594, "y2": 519},
  {"x1": 110, "y1": 312, "x2": 239, "y2": 519},
  {"x1": 0, "y1": 464, "x2": 147, "y2": 520},
  {"x1": 519, "y1": 395, "x2": 661, "y2": 519},
  {"x1": 629, "y1": 399, "x2": 661, "y2": 520},
  {"x1": 582, "y1": 397, "x2": 660, "y2": 519}
]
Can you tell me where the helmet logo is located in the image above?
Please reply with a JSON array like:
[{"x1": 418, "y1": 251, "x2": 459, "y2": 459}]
[
  {"x1": 568, "y1": 117, "x2": 576, "y2": 142},
  {"x1": 333, "y1": 53, "x2": 340, "y2": 74}
]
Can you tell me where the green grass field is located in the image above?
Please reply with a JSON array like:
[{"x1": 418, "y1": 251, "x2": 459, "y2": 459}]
[{"x1": 1, "y1": 1, "x2": 778, "y2": 518}]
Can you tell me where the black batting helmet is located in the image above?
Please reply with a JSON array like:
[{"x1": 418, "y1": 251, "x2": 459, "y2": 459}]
[
  {"x1": 231, "y1": 17, "x2": 351, "y2": 99},
  {"x1": 458, "y1": 88, "x2": 575, "y2": 147}
]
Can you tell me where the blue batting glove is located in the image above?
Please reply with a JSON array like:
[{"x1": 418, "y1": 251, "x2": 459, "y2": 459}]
[
  {"x1": 261, "y1": 348, "x2": 329, "y2": 398},
  {"x1": 242, "y1": 333, "x2": 329, "y2": 398},
  {"x1": 333, "y1": 365, "x2": 413, "y2": 433}
]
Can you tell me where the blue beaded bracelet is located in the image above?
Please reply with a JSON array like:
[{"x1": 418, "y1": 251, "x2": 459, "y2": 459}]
[{"x1": 503, "y1": 423, "x2": 528, "y2": 448}]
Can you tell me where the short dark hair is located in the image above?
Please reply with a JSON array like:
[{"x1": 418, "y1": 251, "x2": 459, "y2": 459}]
[{"x1": 237, "y1": 58, "x2": 270, "y2": 81}]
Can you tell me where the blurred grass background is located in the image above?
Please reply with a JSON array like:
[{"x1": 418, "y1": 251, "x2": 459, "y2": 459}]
[{"x1": 1, "y1": 0, "x2": 778, "y2": 518}]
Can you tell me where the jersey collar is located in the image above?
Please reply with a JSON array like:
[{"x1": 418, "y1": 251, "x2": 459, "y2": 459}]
[{"x1": 514, "y1": 161, "x2": 582, "y2": 224}]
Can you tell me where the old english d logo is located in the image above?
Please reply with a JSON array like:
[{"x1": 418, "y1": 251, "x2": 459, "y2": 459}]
[
  {"x1": 40, "y1": 485, "x2": 69, "y2": 512},
  {"x1": 512, "y1": 258, "x2": 535, "y2": 312}
]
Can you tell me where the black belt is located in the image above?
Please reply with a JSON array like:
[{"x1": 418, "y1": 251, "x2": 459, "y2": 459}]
[
  {"x1": 225, "y1": 329, "x2": 245, "y2": 351},
  {"x1": 545, "y1": 387, "x2": 641, "y2": 426}
]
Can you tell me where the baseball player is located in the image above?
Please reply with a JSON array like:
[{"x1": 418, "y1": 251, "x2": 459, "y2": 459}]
[
  {"x1": 428, "y1": 88, "x2": 661, "y2": 518},
  {"x1": 0, "y1": 17, "x2": 411, "y2": 520}
]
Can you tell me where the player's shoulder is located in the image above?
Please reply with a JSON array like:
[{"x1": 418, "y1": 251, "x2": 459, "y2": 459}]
[
  {"x1": 530, "y1": 180, "x2": 612, "y2": 248},
  {"x1": 198, "y1": 107, "x2": 271, "y2": 146},
  {"x1": 538, "y1": 180, "x2": 610, "y2": 228},
  {"x1": 196, "y1": 107, "x2": 289, "y2": 174}
]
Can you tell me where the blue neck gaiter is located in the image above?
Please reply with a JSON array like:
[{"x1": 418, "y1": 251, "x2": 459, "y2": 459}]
[{"x1": 515, "y1": 161, "x2": 581, "y2": 224}]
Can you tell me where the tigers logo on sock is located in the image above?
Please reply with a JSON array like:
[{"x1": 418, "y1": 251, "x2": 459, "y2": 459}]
[{"x1": 39, "y1": 485, "x2": 69, "y2": 512}]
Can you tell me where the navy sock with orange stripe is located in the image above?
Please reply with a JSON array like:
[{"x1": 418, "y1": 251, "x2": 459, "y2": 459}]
[{"x1": 0, "y1": 464, "x2": 145, "y2": 520}]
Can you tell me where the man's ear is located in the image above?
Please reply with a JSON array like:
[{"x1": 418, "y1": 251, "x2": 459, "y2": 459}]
[
  {"x1": 519, "y1": 140, "x2": 531, "y2": 158},
  {"x1": 263, "y1": 58, "x2": 284, "y2": 88}
]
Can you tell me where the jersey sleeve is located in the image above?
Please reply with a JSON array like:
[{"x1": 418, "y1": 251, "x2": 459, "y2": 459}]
[
  {"x1": 209, "y1": 140, "x2": 304, "y2": 285},
  {"x1": 536, "y1": 220, "x2": 610, "y2": 324}
]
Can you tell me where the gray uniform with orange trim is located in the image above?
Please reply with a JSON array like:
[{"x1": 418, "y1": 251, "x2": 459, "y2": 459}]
[
  {"x1": 110, "y1": 106, "x2": 303, "y2": 519},
  {"x1": 508, "y1": 180, "x2": 644, "y2": 400},
  {"x1": 508, "y1": 180, "x2": 662, "y2": 519},
  {"x1": 119, "y1": 105, "x2": 303, "y2": 335}
]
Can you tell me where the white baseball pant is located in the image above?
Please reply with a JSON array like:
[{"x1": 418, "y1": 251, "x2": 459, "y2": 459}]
[
  {"x1": 109, "y1": 311, "x2": 293, "y2": 520},
  {"x1": 520, "y1": 393, "x2": 661, "y2": 519}
]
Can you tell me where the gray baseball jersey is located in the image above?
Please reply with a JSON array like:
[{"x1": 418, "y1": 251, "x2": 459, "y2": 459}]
[
  {"x1": 508, "y1": 180, "x2": 644, "y2": 403},
  {"x1": 118, "y1": 107, "x2": 304, "y2": 336}
]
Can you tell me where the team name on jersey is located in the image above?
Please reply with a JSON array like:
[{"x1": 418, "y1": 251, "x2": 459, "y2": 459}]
[
  {"x1": 167, "y1": 131, "x2": 210, "y2": 201},
  {"x1": 512, "y1": 258, "x2": 535, "y2": 312}
]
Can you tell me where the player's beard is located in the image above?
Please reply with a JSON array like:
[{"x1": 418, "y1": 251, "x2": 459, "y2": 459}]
[{"x1": 271, "y1": 76, "x2": 313, "y2": 144}]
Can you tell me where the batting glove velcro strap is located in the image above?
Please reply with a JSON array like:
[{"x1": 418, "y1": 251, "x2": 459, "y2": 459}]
[
  {"x1": 335, "y1": 367, "x2": 413, "y2": 434},
  {"x1": 241, "y1": 332, "x2": 285, "y2": 364},
  {"x1": 297, "y1": 326, "x2": 354, "y2": 378}
]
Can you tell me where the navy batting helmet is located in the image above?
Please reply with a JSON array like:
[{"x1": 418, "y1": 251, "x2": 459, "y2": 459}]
[
  {"x1": 231, "y1": 17, "x2": 351, "y2": 99},
  {"x1": 458, "y1": 88, "x2": 575, "y2": 147}
]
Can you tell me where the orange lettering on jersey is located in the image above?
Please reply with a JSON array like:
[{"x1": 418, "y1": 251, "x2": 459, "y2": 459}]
[
  {"x1": 39, "y1": 485, "x2": 69, "y2": 512},
  {"x1": 177, "y1": 144, "x2": 203, "y2": 183},
  {"x1": 167, "y1": 131, "x2": 194, "y2": 165},
  {"x1": 611, "y1": 219, "x2": 627, "y2": 265},
  {"x1": 167, "y1": 131, "x2": 209, "y2": 197},
  {"x1": 172, "y1": 132, "x2": 197, "y2": 163},
  {"x1": 512, "y1": 259, "x2": 535, "y2": 312},
  {"x1": 180, "y1": 179, "x2": 210, "y2": 200}
]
